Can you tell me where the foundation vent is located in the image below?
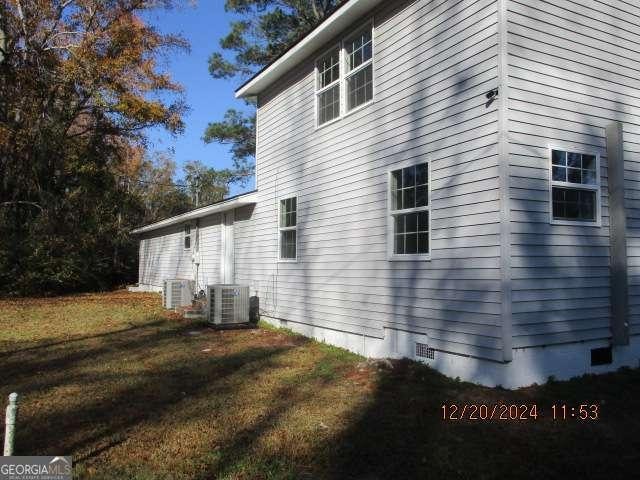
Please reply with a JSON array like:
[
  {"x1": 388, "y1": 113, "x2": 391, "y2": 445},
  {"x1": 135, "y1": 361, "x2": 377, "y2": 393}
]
[
  {"x1": 590, "y1": 346, "x2": 612, "y2": 366},
  {"x1": 416, "y1": 342, "x2": 435, "y2": 360}
]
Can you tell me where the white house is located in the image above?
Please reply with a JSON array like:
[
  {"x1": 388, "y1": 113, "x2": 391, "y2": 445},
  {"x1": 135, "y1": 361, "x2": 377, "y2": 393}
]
[{"x1": 132, "y1": 0, "x2": 640, "y2": 388}]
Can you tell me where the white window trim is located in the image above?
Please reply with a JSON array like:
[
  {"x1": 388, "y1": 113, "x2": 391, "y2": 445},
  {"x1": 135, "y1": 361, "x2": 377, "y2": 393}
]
[
  {"x1": 183, "y1": 223, "x2": 192, "y2": 250},
  {"x1": 387, "y1": 160, "x2": 432, "y2": 261},
  {"x1": 278, "y1": 195, "x2": 298, "y2": 263},
  {"x1": 548, "y1": 145, "x2": 602, "y2": 227},
  {"x1": 314, "y1": 19, "x2": 374, "y2": 130},
  {"x1": 343, "y1": 22, "x2": 375, "y2": 115},
  {"x1": 314, "y1": 43, "x2": 342, "y2": 129}
]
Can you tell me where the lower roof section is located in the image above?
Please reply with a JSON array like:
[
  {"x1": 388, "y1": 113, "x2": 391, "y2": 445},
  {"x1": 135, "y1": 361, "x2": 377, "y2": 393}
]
[{"x1": 131, "y1": 190, "x2": 258, "y2": 235}]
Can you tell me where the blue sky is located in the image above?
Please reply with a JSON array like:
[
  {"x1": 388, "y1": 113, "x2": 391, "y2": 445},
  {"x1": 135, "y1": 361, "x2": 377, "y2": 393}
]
[{"x1": 144, "y1": 2, "x2": 255, "y2": 196}]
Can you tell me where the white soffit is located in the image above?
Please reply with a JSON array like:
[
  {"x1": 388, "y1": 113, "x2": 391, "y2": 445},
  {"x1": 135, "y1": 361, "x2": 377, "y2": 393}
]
[
  {"x1": 131, "y1": 192, "x2": 258, "y2": 235},
  {"x1": 235, "y1": 0, "x2": 384, "y2": 98}
]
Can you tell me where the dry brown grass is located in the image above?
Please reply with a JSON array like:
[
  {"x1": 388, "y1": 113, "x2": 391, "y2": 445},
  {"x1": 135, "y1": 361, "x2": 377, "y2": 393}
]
[{"x1": 0, "y1": 291, "x2": 638, "y2": 479}]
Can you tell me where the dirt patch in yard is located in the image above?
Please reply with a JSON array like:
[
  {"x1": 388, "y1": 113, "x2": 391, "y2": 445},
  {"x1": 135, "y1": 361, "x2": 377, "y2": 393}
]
[{"x1": 0, "y1": 291, "x2": 638, "y2": 479}]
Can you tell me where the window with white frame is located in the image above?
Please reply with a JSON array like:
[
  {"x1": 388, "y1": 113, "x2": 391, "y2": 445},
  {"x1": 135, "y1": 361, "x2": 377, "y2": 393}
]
[
  {"x1": 344, "y1": 28, "x2": 373, "y2": 111},
  {"x1": 279, "y1": 197, "x2": 297, "y2": 260},
  {"x1": 550, "y1": 149, "x2": 599, "y2": 223},
  {"x1": 184, "y1": 224, "x2": 191, "y2": 249},
  {"x1": 316, "y1": 48, "x2": 341, "y2": 126},
  {"x1": 390, "y1": 162, "x2": 430, "y2": 257},
  {"x1": 315, "y1": 24, "x2": 374, "y2": 127}
]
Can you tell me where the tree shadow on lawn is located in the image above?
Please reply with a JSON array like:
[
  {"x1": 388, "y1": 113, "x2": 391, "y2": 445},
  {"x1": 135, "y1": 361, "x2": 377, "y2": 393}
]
[
  {"x1": 321, "y1": 359, "x2": 640, "y2": 480},
  {"x1": 0, "y1": 318, "x2": 300, "y2": 467},
  {"x1": 0, "y1": 319, "x2": 167, "y2": 356}
]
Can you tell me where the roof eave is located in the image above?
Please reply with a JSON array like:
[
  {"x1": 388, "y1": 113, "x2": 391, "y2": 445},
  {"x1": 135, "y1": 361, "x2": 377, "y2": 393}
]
[
  {"x1": 131, "y1": 192, "x2": 258, "y2": 235},
  {"x1": 235, "y1": 0, "x2": 384, "y2": 99}
]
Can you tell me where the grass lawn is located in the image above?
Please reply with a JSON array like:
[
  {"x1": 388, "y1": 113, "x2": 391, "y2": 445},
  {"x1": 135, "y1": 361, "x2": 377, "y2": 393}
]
[{"x1": 0, "y1": 291, "x2": 638, "y2": 479}]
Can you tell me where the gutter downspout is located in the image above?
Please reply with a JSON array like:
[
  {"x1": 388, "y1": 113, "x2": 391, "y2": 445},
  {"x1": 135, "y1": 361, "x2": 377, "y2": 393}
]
[
  {"x1": 497, "y1": 0, "x2": 513, "y2": 362},
  {"x1": 193, "y1": 219, "x2": 201, "y2": 294},
  {"x1": 606, "y1": 122, "x2": 630, "y2": 346}
]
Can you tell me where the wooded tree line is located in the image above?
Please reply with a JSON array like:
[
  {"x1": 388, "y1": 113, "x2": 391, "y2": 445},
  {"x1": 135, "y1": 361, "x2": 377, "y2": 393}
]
[{"x1": 0, "y1": 0, "x2": 342, "y2": 296}]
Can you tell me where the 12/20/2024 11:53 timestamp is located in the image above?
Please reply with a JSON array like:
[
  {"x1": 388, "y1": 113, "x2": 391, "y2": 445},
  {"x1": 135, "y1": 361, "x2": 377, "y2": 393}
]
[{"x1": 441, "y1": 403, "x2": 600, "y2": 421}]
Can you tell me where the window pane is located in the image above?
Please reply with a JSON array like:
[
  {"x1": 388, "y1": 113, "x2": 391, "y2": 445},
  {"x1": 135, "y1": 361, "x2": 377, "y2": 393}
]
[
  {"x1": 567, "y1": 152, "x2": 581, "y2": 168},
  {"x1": 280, "y1": 200, "x2": 286, "y2": 227},
  {"x1": 583, "y1": 154, "x2": 596, "y2": 170},
  {"x1": 418, "y1": 212, "x2": 429, "y2": 232},
  {"x1": 346, "y1": 29, "x2": 372, "y2": 71},
  {"x1": 418, "y1": 232, "x2": 429, "y2": 254},
  {"x1": 406, "y1": 234, "x2": 418, "y2": 254},
  {"x1": 280, "y1": 197, "x2": 297, "y2": 227},
  {"x1": 280, "y1": 230, "x2": 296, "y2": 259},
  {"x1": 392, "y1": 170, "x2": 402, "y2": 210},
  {"x1": 403, "y1": 166, "x2": 416, "y2": 188},
  {"x1": 568, "y1": 168, "x2": 581, "y2": 184},
  {"x1": 406, "y1": 213, "x2": 418, "y2": 233},
  {"x1": 317, "y1": 48, "x2": 340, "y2": 89},
  {"x1": 553, "y1": 150, "x2": 598, "y2": 187},
  {"x1": 391, "y1": 164, "x2": 430, "y2": 256},
  {"x1": 552, "y1": 194, "x2": 565, "y2": 219},
  {"x1": 184, "y1": 236, "x2": 190, "y2": 249},
  {"x1": 395, "y1": 235, "x2": 405, "y2": 255},
  {"x1": 416, "y1": 163, "x2": 428, "y2": 185},
  {"x1": 392, "y1": 169, "x2": 402, "y2": 190},
  {"x1": 394, "y1": 212, "x2": 429, "y2": 255},
  {"x1": 403, "y1": 188, "x2": 415, "y2": 210},
  {"x1": 566, "y1": 198, "x2": 579, "y2": 218},
  {"x1": 580, "y1": 190, "x2": 596, "y2": 220},
  {"x1": 552, "y1": 150, "x2": 566, "y2": 166},
  {"x1": 318, "y1": 85, "x2": 340, "y2": 125},
  {"x1": 346, "y1": 64, "x2": 373, "y2": 111},
  {"x1": 583, "y1": 169, "x2": 597, "y2": 185},
  {"x1": 416, "y1": 185, "x2": 428, "y2": 207},
  {"x1": 552, "y1": 166, "x2": 566, "y2": 182},
  {"x1": 552, "y1": 187, "x2": 597, "y2": 222}
]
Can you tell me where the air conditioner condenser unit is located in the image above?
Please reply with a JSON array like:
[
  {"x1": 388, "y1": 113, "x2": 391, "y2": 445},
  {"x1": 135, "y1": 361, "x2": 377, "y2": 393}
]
[
  {"x1": 162, "y1": 279, "x2": 195, "y2": 310},
  {"x1": 207, "y1": 285, "x2": 250, "y2": 325}
]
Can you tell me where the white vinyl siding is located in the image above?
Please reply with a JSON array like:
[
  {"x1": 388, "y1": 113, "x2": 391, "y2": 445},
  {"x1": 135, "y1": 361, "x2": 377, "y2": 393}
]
[
  {"x1": 138, "y1": 225, "x2": 193, "y2": 287},
  {"x1": 506, "y1": 0, "x2": 640, "y2": 348},
  {"x1": 236, "y1": 0, "x2": 503, "y2": 361}
]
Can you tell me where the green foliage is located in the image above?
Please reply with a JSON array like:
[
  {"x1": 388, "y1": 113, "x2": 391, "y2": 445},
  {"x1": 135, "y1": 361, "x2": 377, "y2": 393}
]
[
  {"x1": 127, "y1": 150, "x2": 192, "y2": 224},
  {"x1": 183, "y1": 160, "x2": 235, "y2": 206},
  {"x1": 203, "y1": 108, "x2": 256, "y2": 172},
  {"x1": 0, "y1": 0, "x2": 189, "y2": 296},
  {"x1": 206, "y1": 0, "x2": 345, "y2": 170}
]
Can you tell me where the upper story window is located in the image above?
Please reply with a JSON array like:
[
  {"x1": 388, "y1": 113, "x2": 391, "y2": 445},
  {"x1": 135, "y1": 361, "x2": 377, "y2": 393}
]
[
  {"x1": 315, "y1": 23, "x2": 374, "y2": 127},
  {"x1": 389, "y1": 162, "x2": 430, "y2": 259},
  {"x1": 550, "y1": 149, "x2": 600, "y2": 225},
  {"x1": 279, "y1": 197, "x2": 297, "y2": 261},
  {"x1": 184, "y1": 224, "x2": 191, "y2": 249},
  {"x1": 345, "y1": 28, "x2": 373, "y2": 111},
  {"x1": 316, "y1": 48, "x2": 341, "y2": 126}
]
